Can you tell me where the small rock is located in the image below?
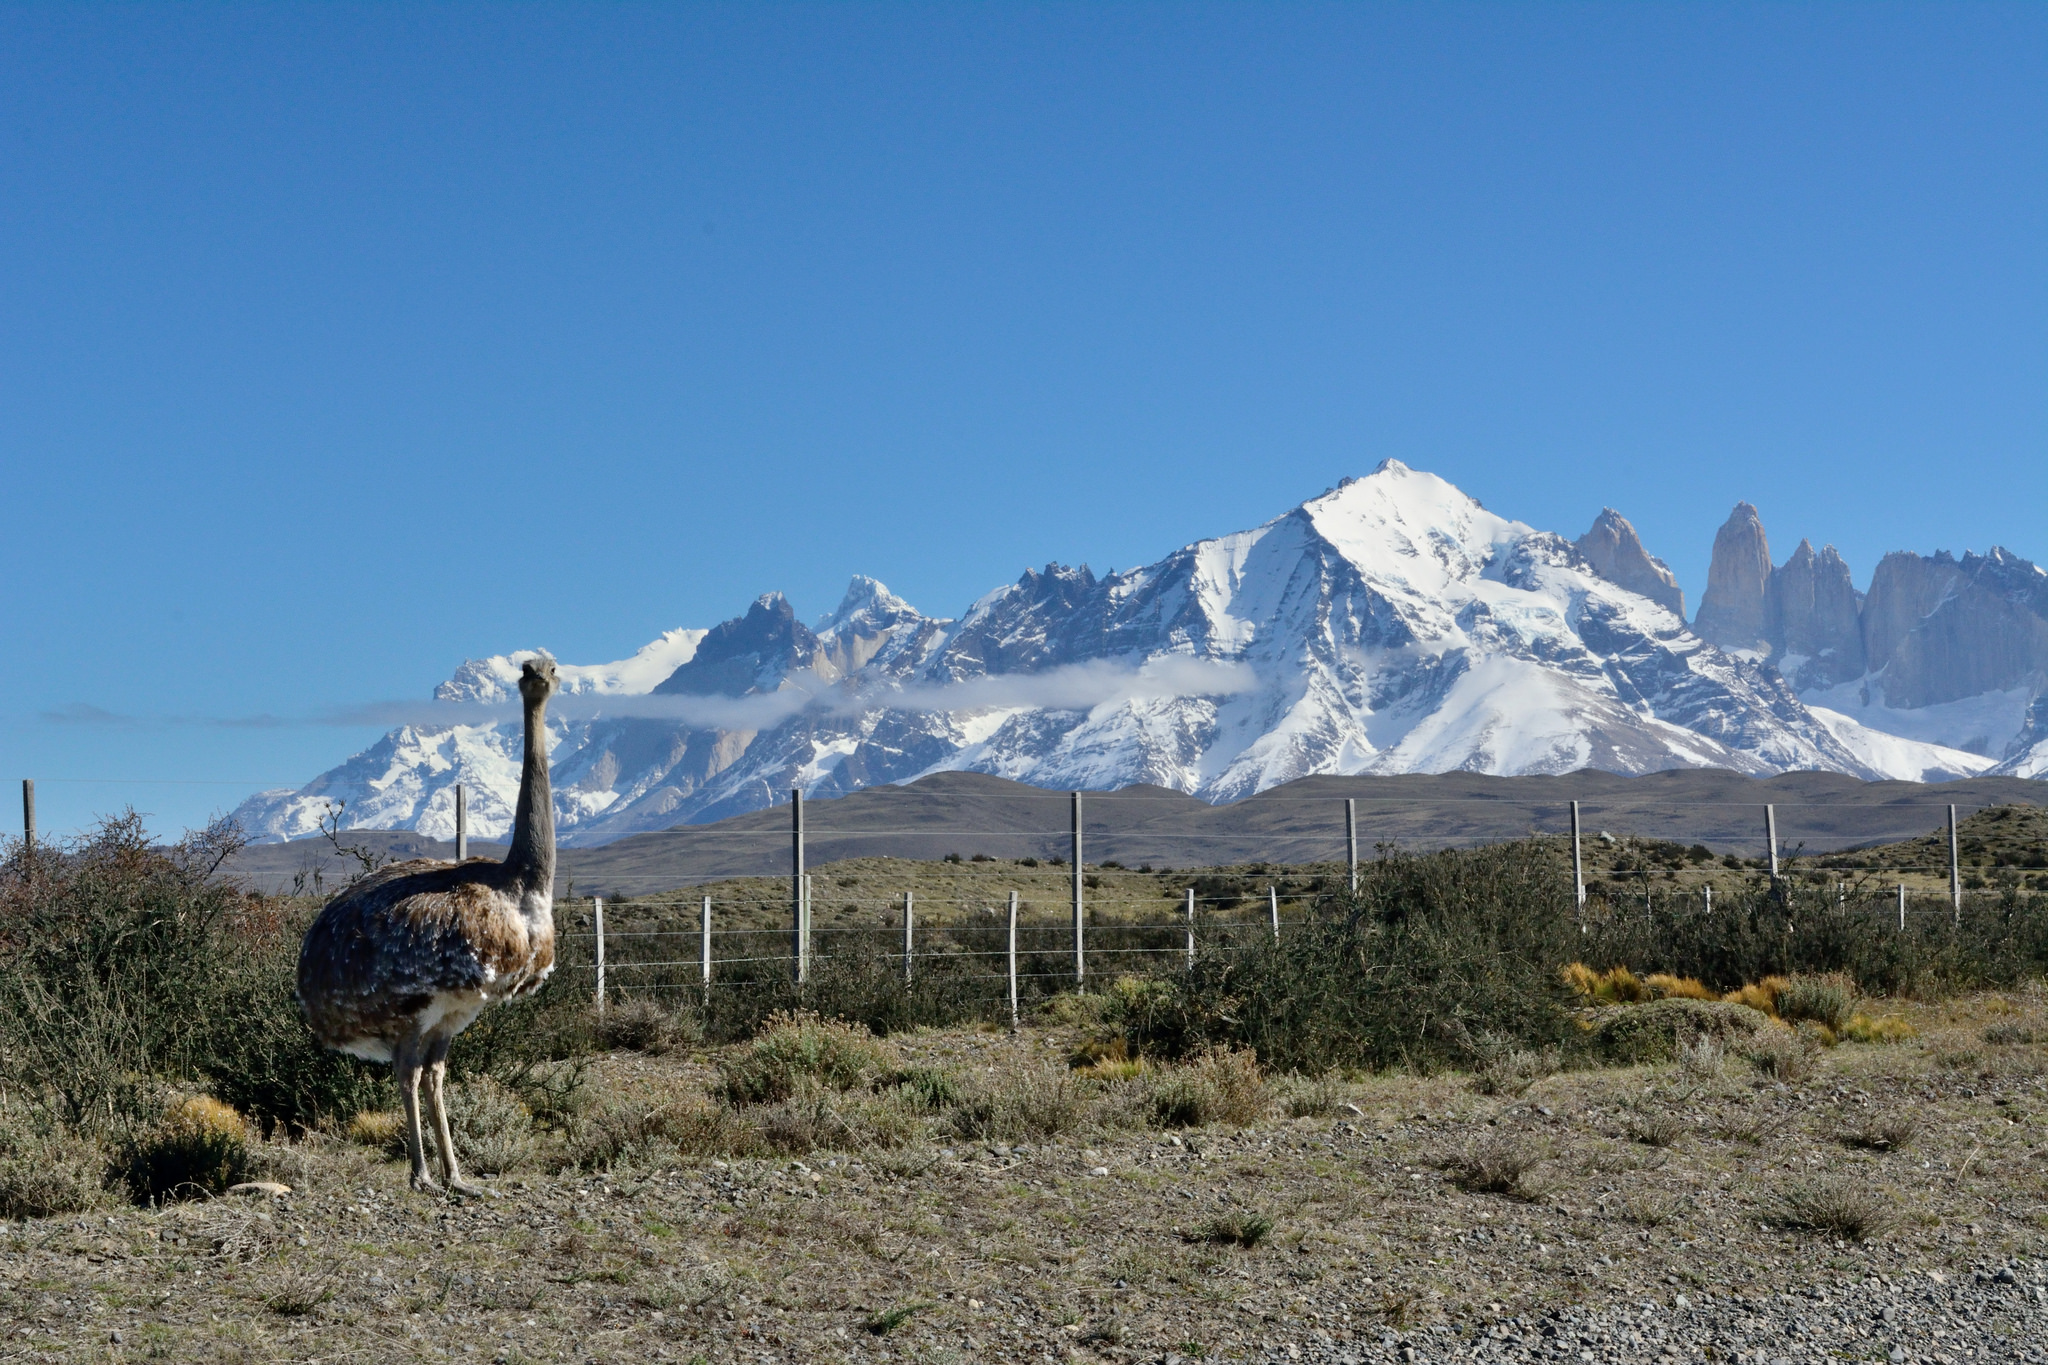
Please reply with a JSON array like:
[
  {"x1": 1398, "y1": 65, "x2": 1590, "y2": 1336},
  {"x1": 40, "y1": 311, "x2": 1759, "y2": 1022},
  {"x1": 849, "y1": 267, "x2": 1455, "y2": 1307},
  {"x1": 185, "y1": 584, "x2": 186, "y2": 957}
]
[
  {"x1": 227, "y1": 1181, "x2": 292, "y2": 1197},
  {"x1": 1342, "y1": 1103, "x2": 1366, "y2": 1118},
  {"x1": 1673, "y1": 1294, "x2": 1691, "y2": 1309},
  {"x1": 1090, "y1": 1166, "x2": 1110, "y2": 1178},
  {"x1": 1889, "y1": 1348, "x2": 1906, "y2": 1363},
  {"x1": 1995, "y1": 1267, "x2": 2017, "y2": 1284},
  {"x1": 109, "y1": 1331, "x2": 121, "y2": 1345}
]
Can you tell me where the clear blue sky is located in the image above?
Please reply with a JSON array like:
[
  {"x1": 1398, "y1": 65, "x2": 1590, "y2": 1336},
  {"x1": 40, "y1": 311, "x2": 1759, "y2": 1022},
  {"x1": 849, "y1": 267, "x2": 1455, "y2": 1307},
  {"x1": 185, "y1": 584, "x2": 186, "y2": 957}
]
[{"x1": 4, "y1": 3, "x2": 2043, "y2": 839}]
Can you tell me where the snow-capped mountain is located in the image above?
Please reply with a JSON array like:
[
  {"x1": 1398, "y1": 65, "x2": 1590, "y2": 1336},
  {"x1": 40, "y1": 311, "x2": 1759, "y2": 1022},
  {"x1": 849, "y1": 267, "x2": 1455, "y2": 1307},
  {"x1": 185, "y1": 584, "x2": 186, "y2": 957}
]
[{"x1": 234, "y1": 463, "x2": 2026, "y2": 845}]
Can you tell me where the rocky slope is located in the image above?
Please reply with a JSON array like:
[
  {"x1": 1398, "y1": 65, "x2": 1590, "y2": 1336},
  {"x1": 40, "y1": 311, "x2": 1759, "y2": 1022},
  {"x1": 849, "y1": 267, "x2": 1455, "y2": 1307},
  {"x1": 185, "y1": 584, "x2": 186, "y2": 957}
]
[{"x1": 234, "y1": 464, "x2": 2017, "y2": 845}]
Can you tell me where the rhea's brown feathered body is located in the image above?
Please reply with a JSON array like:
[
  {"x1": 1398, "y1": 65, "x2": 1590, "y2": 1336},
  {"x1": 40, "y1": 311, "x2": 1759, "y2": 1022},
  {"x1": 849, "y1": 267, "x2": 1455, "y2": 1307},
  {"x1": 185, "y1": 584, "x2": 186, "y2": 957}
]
[{"x1": 297, "y1": 656, "x2": 559, "y2": 1194}]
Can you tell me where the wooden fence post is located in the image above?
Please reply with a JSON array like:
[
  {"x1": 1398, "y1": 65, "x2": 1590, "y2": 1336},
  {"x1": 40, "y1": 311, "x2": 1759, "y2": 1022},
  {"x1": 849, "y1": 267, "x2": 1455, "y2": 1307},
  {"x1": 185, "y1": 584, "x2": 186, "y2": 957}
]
[
  {"x1": 701, "y1": 895, "x2": 712, "y2": 994},
  {"x1": 904, "y1": 891, "x2": 914, "y2": 984},
  {"x1": 1345, "y1": 798, "x2": 1358, "y2": 894},
  {"x1": 1898, "y1": 883, "x2": 1907, "y2": 933},
  {"x1": 1570, "y1": 800, "x2": 1585, "y2": 914},
  {"x1": 1185, "y1": 887, "x2": 1195, "y2": 970},
  {"x1": 791, "y1": 789, "x2": 807, "y2": 985},
  {"x1": 1269, "y1": 885, "x2": 1280, "y2": 941},
  {"x1": 1765, "y1": 804, "x2": 1779, "y2": 884},
  {"x1": 21, "y1": 779, "x2": 32, "y2": 852}
]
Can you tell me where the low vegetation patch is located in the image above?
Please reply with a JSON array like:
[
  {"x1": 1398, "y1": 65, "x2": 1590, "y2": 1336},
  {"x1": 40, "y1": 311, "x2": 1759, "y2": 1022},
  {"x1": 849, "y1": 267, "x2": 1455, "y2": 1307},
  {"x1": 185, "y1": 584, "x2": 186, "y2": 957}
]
[{"x1": 1770, "y1": 1176, "x2": 1898, "y2": 1241}]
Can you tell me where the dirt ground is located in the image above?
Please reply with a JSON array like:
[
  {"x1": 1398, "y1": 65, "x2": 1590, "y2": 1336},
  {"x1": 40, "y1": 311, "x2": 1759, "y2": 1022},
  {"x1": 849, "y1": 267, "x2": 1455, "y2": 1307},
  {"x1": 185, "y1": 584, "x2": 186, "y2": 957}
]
[{"x1": 3, "y1": 990, "x2": 2045, "y2": 1365}]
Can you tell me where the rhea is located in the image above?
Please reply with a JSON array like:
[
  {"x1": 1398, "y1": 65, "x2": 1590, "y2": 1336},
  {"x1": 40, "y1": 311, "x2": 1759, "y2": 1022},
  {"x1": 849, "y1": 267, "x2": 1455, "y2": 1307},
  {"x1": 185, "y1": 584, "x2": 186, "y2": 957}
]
[{"x1": 298, "y1": 655, "x2": 559, "y2": 1194}]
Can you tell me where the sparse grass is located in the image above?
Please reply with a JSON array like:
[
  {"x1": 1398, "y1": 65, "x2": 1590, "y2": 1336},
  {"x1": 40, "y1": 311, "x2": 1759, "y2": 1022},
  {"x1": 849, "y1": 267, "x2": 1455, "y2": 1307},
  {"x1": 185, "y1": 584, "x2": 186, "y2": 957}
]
[
  {"x1": 1624, "y1": 1109, "x2": 1685, "y2": 1148},
  {"x1": 1842, "y1": 1013, "x2": 1918, "y2": 1045},
  {"x1": 1276, "y1": 1071, "x2": 1344, "y2": 1118},
  {"x1": 1187, "y1": 1210, "x2": 1273, "y2": 1248},
  {"x1": 863, "y1": 1301, "x2": 931, "y2": 1335},
  {"x1": 1742, "y1": 1029, "x2": 1818, "y2": 1083},
  {"x1": 1440, "y1": 1135, "x2": 1547, "y2": 1200},
  {"x1": 1771, "y1": 1176, "x2": 1898, "y2": 1241},
  {"x1": 1676, "y1": 1033, "x2": 1726, "y2": 1079},
  {"x1": 1836, "y1": 1113, "x2": 1920, "y2": 1152},
  {"x1": 446, "y1": 1075, "x2": 538, "y2": 1174},
  {"x1": 1473, "y1": 1048, "x2": 1554, "y2": 1097},
  {"x1": 1620, "y1": 1191, "x2": 1676, "y2": 1226},
  {"x1": 597, "y1": 999, "x2": 696, "y2": 1056},
  {"x1": 1147, "y1": 1047, "x2": 1266, "y2": 1128},
  {"x1": 1982, "y1": 1022, "x2": 2040, "y2": 1046}
]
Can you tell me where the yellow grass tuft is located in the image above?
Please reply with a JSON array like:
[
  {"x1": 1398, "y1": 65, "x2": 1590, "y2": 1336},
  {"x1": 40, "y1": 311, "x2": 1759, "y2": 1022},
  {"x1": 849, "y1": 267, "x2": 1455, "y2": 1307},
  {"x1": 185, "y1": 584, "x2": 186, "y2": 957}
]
[
  {"x1": 165, "y1": 1095, "x2": 251, "y2": 1141},
  {"x1": 1723, "y1": 975, "x2": 1792, "y2": 1017},
  {"x1": 346, "y1": 1110, "x2": 404, "y2": 1151},
  {"x1": 1643, "y1": 973, "x2": 1716, "y2": 1001},
  {"x1": 1560, "y1": 963, "x2": 1651, "y2": 1003},
  {"x1": 1841, "y1": 1013, "x2": 1918, "y2": 1044}
]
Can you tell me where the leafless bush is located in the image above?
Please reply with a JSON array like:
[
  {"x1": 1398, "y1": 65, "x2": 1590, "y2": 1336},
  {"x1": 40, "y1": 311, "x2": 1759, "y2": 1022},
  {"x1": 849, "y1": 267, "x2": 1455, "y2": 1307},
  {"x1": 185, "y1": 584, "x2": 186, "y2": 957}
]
[
  {"x1": 1742, "y1": 1029, "x2": 1818, "y2": 1083},
  {"x1": 1146, "y1": 1047, "x2": 1267, "y2": 1129},
  {"x1": 944, "y1": 1062, "x2": 1091, "y2": 1143},
  {"x1": 1276, "y1": 1072, "x2": 1344, "y2": 1118},
  {"x1": 1624, "y1": 1109, "x2": 1685, "y2": 1148},
  {"x1": 1676, "y1": 1034, "x2": 1726, "y2": 1080},
  {"x1": 1473, "y1": 1049, "x2": 1554, "y2": 1097},
  {"x1": 597, "y1": 1000, "x2": 698, "y2": 1056},
  {"x1": 0, "y1": 1119, "x2": 108, "y2": 1218},
  {"x1": 446, "y1": 1076, "x2": 538, "y2": 1175}
]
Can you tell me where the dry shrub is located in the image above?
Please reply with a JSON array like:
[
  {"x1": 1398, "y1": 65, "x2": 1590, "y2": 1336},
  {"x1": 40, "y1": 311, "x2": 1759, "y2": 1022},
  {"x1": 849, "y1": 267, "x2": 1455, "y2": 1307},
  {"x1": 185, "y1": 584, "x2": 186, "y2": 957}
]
[
  {"x1": 1724, "y1": 975, "x2": 1793, "y2": 1017},
  {"x1": 1676, "y1": 1033, "x2": 1726, "y2": 1079},
  {"x1": 1771, "y1": 1176, "x2": 1897, "y2": 1241},
  {"x1": 1643, "y1": 973, "x2": 1716, "y2": 1001},
  {"x1": 1842, "y1": 1013, "x2": 1918, "y2": 1045},
  {"x1": 1440, "y1": 1135, "x2": 1547, "y2": 1199},
  {"x1": 1836, "y1": 1113, "x2": 1920, "y2": 1152},
  {"x1": 756, "y1": 1079, "x2": 923, "y2": 1154},
  {"x1": 0, "y1": 1121, "x2": 107, "y2": 1218},
  {"x1": 567, "y1": 1092, "x2": 766, "y2": 1170},
  {"x1": 875, "y1": 1066, "x2": 962, "y2": 1111},
  {"x1": 944, "y1": 1061, "x2": 1091, "y2": 1143},
  {"x1": 1472, "y1": 1048, "x2": 1554, "y2": 1097},
  {"x1": 1147, "y1": 1048, "x2": 1266, "y2": 1129},
  {"x1": 446, "y1": 1076, "x2": 537, "y2": 1175},
  {"x1": 1982, "y1": 1022, "x2": 2040, "y2": 1046},
  {"x1": 1621, "y1": 1192, "x2": 1675, "y2": 1227},
  {"x1": 1776, "y1": 974, "x2": 1856, "y2": 1032},
  {"x1": 1276, "y1": 1072, "x2": 1344, "y2": 1118},
  {"x1": 121, "y1": 1095, "x2": 252, "y2": 1202},
  {"x1": 719, "y1": 1012, "x2": 892, "y2": 1106},
  {"x1": 597, "y1": 999, "x2": 697, "y2": 1056},
  {"x1": 1742, "y1": 1028, "x2": 1819, "y2": 1083}
]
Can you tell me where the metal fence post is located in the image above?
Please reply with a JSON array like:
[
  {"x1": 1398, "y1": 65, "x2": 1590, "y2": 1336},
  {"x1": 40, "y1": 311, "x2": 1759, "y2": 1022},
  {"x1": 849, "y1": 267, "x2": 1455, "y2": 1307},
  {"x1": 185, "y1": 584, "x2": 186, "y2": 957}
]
[
  {"x1": 1345, "y1": 797, "x2": 1358, "y2": 894},
  {"x1": 701, "y1": 895, "x2": 713, "y2": 993},
  {"x1": 21, "y1": 779, "x2": 32, "y2": 852},
  {"x1": 791, "y1": 788, "x2": 807, "y2": 985},
  {"x1": 1269, "y1": 885, "x2": 1280, "y2": 941},
  {"x1": 1007, "y1": 890, "x2": 1019, "y2": 1032},
  {"x1": 1897, "y1": 883, "x2": 1907, "y2": 933},
  {"x1": 593, "y1": 896, "x2": 606, "y2": 1018},
  {"x1": 1949, "y1": 805, "x2": 1962, "y2": 923},
  {"x1": 1185, "y1": 887, "x2": 1196, "y2": 970},
  {"x1": 454, "y1": 784, "x2": 467, "y2": 862},
  {"x1": 1765, "y1": 804, "x2": 1779, "y2": 884},
  {"x1": 1570, "y1": 800, "x2": 1585, "y2": 914},
  {"x1": 904, "y1": 891, "x2": 915, "y2": 983},
  {"x1": 1071, "y1": 791, "x2": 1085, "y2": 987},
  {"x1": 1703, "y1": 884, "x2": 1712, "y2": 915}
]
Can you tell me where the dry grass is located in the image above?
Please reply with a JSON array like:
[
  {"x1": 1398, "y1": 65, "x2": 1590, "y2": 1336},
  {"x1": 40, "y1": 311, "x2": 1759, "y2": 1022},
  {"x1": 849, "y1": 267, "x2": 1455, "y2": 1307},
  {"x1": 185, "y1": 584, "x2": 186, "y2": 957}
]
[
  {"x1": 1771, "y1": 1175, "x2": 1899, "y2": 1241},
  {"x1": 717, "y1": 1010, "x2": 895, "y2": 1104},
  {"x1": 1836, "y1": 1112, "x2": 1921, "y2": 1152},
  {"x1": 1440, "y1": 1134, "x2": 1547, "y2": 1200},
  {"x1": 1186, "y1": 1210, "x2": 1274, "y2": 1248},
  {"x1": 1742, "y1": 1028, "x2": 1819, "y2": 1083},
  {"x1": 1842, "y1": 1012, "x2": 1918, "y2": 1044}
]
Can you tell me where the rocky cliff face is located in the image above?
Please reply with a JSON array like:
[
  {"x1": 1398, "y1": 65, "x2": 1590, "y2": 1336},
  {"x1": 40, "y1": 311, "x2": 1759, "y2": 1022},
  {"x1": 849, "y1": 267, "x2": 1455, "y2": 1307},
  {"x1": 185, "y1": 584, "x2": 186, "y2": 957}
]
[
  {"x1": 1574, "y1": 509, "x2": 1685, "y2": 619},
  {"x1": 1862, "y1": 549, "x2": 2048, "y2": 710},
  {"x1": 1692, "y1": 503, "x2": 1773, "y2": 652},
  {"x1": 1763, "y1": 540, "x2": 1865, "y2": 690}
]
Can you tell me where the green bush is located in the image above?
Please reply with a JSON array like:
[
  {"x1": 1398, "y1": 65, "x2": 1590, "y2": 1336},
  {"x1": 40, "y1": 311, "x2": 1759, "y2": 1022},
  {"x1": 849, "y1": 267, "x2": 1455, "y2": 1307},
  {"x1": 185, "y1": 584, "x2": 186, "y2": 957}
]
[
  {"x1": 718, "y1": 1011, "x2": 893, "y2": 1105},
  {"x1": 1594, "y1": 999, "x2": 1770, "y2": 1065},
  {"x1": 1775, "y1": 974, "x2": 1855, "y2": 1032},
  {"x1": 120, "y1": 1096, "x2": 252, "y2": 1203},
  {"x1": 0, "y1": 1120, "x2": 108, "y2": 1219}
]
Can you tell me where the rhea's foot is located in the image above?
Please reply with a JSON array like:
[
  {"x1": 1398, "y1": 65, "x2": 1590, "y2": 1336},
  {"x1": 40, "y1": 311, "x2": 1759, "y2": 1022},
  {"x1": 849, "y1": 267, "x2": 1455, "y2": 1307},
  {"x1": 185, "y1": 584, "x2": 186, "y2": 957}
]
[
  {"x1": 409, "y1": 1170, "x2": 444, "y2": 1194},
  {"x1": 447, "y1": 1177, "x2": 495, "y2": 1199}
]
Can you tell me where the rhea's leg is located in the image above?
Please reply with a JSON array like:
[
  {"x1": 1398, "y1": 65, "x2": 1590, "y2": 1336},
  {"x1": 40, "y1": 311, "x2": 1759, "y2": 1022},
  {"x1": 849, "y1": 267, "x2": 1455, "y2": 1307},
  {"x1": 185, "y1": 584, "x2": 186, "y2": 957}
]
[
  {"x1": 395, "y1": 1034, "x2": 439, "y2": 1193},
  {"x1": 424, "y1": 1035, "x2": 488, "y2": 1197}
]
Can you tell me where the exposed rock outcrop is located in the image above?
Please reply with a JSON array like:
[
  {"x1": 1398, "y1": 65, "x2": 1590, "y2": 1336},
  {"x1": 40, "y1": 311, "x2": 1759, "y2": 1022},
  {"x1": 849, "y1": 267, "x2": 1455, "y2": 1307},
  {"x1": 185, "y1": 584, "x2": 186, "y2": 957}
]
[
  {"x1": 1574, "y1": 509, "x2": 1685, "y2": 619},
  {"x1": 1691, "y1": 502, "x2": 1773, "y2": 652},
  {"x1": 1863, "y1": 549, "x2": 2048, "y2": 709},
  {"x1": 1763, "y1": 539, "x2": 1865, "y2": 689}
]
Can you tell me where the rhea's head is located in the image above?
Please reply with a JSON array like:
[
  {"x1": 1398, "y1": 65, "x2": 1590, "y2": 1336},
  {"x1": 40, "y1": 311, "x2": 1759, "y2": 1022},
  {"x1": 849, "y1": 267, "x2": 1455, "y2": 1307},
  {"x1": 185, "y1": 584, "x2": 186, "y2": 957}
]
[{"x1": 517, "y1": 655, "x2": 559, "y2": 706}]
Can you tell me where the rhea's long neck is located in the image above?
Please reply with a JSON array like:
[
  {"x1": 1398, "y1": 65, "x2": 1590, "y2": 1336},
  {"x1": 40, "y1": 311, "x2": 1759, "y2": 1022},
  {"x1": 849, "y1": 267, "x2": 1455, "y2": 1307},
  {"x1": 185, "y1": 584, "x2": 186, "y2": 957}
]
[{"x1": 503, "y1": 695, "x2": 555, "y2": 894}]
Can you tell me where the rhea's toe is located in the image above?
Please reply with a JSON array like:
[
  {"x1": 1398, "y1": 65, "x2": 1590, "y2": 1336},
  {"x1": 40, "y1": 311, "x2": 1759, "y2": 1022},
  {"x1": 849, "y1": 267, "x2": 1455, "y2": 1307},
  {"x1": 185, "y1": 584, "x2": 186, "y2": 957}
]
[{"x1": 448, "y1": 1179, "x2": 495, "y2": 1199}]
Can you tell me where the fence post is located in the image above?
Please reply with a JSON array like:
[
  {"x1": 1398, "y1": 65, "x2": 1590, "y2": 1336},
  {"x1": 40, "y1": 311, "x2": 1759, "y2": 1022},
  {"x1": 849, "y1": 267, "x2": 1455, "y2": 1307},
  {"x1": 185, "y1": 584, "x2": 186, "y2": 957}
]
[
  {"x1": 1071, "y1": 791, "x2": 1085, "y2": 988},
  {"x1": 1765, "y1": 804, "x2": 1779, "y2": 884},
  {"x1": 791, "y1": 788, "x2": 807, "y2": 985},
  {"x1": 1185, "y1": 887, "x2": 1196, "y2": 970},
  {"x1": 903, "y1": 890, "x2": 914, "y2": 983},
  {"x1": 1703, "y1": 884, "x2": 1712, "y2": 915},
  {"x1": 1269, "y1": 885, "x2": 1280, "y2": 941},
  {"x1": 1898, "y1": 883, "x2": 1907, "y2": 932},
  {"x1": 701, "y1": 895, "x2": 712, "y2": 994},
  {"x1": 1345, "y1": 798, "x2": 1358, "y2": 894},
  {"x1": 21, "y1": 779, "x2": 33, "y2": 852},
  {"x1": 1569, "y1": 800, "x2": 1585, "y2": 915},
  {"x1": 803, "y1": 874, "x2": 813, "y2": 980},
  {"x1": 1007, "y1": 890, "x2": 1019, "y2": 1032},
  {"x1": 454, "y1": 783, "x2": 467, "y2": 862},
  {"x1": 1948, "y1": 805, "x2": 1962, "y2": 923},
  {"x1": 593, "y1": 896, "x2": 606, "y2": 1018}
]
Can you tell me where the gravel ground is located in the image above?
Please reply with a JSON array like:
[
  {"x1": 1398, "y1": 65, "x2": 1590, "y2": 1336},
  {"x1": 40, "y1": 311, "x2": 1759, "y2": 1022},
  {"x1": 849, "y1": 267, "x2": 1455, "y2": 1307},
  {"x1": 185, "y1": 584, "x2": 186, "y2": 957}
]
[{"x1": 2, "y1": 992, "x2": 2045, "y2": 1364}]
